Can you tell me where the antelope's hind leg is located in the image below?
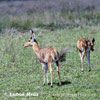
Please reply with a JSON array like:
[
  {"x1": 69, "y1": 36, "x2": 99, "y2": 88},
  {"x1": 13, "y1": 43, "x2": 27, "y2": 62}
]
[
  {"x1": 79, "y1": 50, "x2": 85, "y2": 72},
  {"x1": 42, "y1": 63, "x2": 45, "y2": 85},
  {"x1": 48, "y1": 63, "x2": 53, "y2": 87},
  {"x1": 56, "y1": 61, "x2": 61, "y2": 85},
  {"x1": 86, "y1": 52, "x2": 91, "y2": 72}
]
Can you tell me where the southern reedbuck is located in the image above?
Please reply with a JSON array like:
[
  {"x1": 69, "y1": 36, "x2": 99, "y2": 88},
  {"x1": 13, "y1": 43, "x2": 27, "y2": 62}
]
[
  {"x1": 24, "y1": 30, "x2": 62, "y2": 87},
  {"x1": 77, "y1": 38, "x2": 95, "y2": 72}
]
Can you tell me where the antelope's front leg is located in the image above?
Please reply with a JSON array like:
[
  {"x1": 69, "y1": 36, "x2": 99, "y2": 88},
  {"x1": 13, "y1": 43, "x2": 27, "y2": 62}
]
[
  {"x1": 42, "y1": 63, "x2": 45, "y2": 85},
  {"x1": 48, "y1": 63, "x2": 53, "y2": 87},
  {"x1": 56, "y1": 61, "x2": 61, "y2": 85},
  {"x1": 86, "y1": 51, "x2": 91, "y2": 72}
]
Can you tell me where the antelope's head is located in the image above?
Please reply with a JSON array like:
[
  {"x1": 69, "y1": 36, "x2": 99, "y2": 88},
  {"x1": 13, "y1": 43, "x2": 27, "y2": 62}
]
[
  {"x1": 91, "y1": 38, "x2": 95, "y2": 51},
  {"x1": 24, "y1": 29, "x2": 36, "y2": 47}
]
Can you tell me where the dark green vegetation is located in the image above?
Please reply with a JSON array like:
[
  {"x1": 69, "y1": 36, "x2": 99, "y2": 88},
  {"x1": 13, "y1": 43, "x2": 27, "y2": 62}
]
[
  {"x1": 0, "y1": 26, "x2": 100, "y2": 100},
  {"x1": 0, "y1": 0, "x2": 100, "y2": 31}
]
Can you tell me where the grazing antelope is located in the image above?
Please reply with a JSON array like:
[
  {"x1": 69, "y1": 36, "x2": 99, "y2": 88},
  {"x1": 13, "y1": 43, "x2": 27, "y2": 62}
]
[
  {"x1": 24, "y1": 30, "x2": 62, "y2": 87},
  {"x1": 77, "y1": 38, "x2": 95, "y2": 72}
]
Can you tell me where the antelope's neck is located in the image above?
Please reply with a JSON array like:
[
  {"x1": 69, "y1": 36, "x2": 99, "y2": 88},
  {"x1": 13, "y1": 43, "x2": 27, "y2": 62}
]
[{"x1": 32, "y1": 42, "x2": 40, "y2": 57}]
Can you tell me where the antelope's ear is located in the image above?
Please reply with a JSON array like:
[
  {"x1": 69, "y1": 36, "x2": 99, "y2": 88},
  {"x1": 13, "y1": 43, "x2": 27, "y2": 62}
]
[
  {"x1": 92, "y1": 38, "x2": 95, "y2": 44},
  {"x1": 30, "y1": 29, "x2": 35, "y2": 38},
  {"x1": 30, "y1": 29, "x2": 34, "y2": 35},
  {"x1": 31, "y1": 29, "x2": 34, "y2": 34}
]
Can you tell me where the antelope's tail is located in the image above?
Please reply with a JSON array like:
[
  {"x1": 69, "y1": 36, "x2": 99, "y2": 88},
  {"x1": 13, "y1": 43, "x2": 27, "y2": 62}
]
[{"x1": 58, "y1": 46, "x2": 70, "y2": 62}]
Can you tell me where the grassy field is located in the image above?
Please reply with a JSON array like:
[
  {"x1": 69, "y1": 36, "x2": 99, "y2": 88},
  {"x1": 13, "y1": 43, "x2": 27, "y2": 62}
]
[
  {"x1": 0, "y1": 26, "x2": 100, "y2": 100},
  {"x1": 0, "y1": 0, "x2": 100, "y2": 99}
]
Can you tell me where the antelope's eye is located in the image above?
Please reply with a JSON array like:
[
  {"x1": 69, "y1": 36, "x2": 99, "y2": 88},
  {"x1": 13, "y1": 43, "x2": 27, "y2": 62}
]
[{"x1": 28, "y1": 40, "x2": 30, "y2": 42}]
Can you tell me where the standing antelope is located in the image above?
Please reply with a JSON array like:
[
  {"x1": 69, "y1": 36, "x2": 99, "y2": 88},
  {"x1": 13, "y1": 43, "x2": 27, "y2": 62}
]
[
  {"x1": 24, "y1": 30, "x2": 62, "y2": 87},
  {"x1": 77, "y1": 38, "x2": 95, "y2": 72}
]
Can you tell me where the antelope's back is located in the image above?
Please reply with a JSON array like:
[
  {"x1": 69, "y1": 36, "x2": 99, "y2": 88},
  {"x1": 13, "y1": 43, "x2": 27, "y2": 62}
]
[
  {"x1": 77, "y1": 38, "x2": 90, "y2": 50},
  {"x1": 39, "y1": 46, "x2": 58, "y2": 63}
]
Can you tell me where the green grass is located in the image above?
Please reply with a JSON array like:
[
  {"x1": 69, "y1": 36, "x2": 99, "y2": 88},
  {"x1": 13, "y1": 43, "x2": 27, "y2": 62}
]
[{"x1": 0, "y1": 26, "x2": 100, "y2": 100}]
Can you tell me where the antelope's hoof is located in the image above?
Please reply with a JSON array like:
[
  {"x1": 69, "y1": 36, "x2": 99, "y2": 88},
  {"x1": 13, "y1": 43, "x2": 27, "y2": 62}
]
[
  {"x1": 47, "y1": 83, "x2": 50, "y2": 85},
  {"x1": 43, "y1": 83, "x2": 45, "y2": 86},
  {"x1": 89, "y1": 69, "x2": 91, "y2": 72},
  {"x1": 51, "y1": 85, "x2": 53, "y2": 88}
]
